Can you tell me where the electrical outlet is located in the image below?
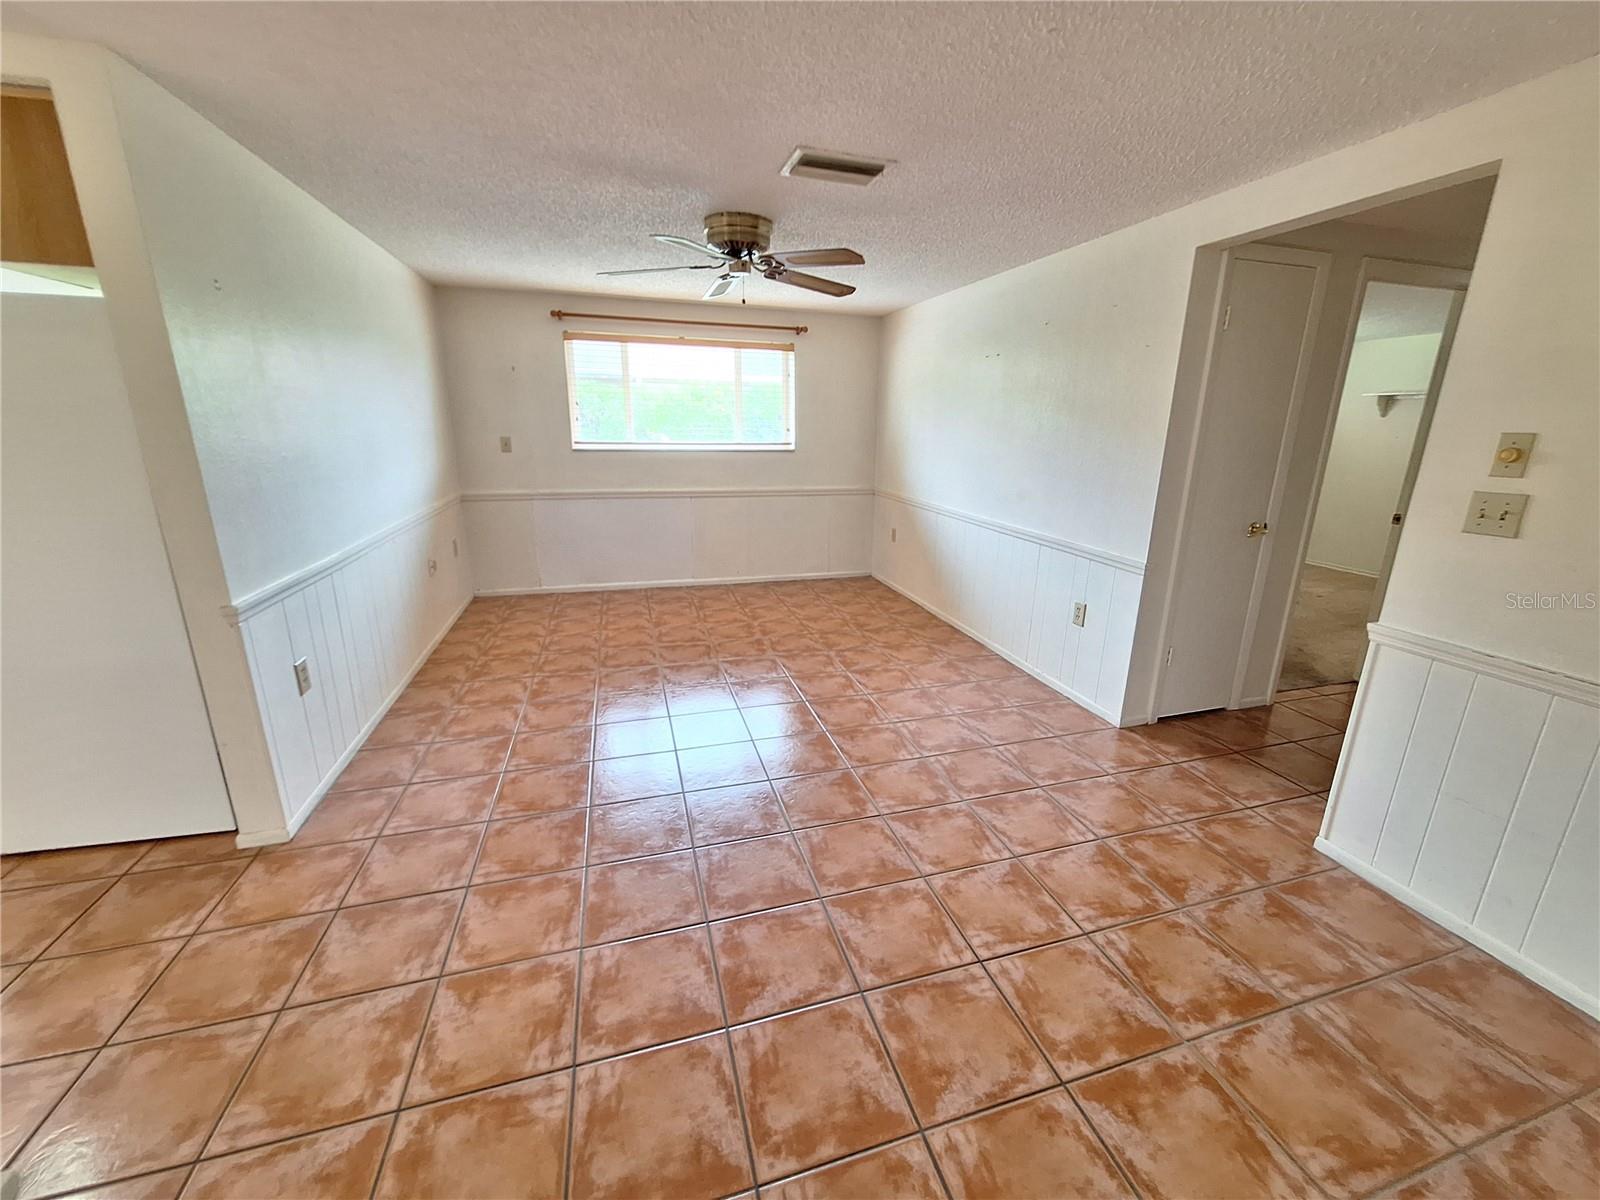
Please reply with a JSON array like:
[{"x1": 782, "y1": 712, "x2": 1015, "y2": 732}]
[
  {"x1": 293, "y1": 657, "x2": 312, "y2": 695},
  {"x1": 1463, "y1": 491, "x2": 1528, "y2": 538},
  {"x1": 1072, "y1": 602, "x2": 1087, "y2": 627},
  {"x1": 499, "y1": 435, "x2": 513, "y2": 453},
  {"x1": 428, "y1": 558, "x2": 438, "y2": 577}
]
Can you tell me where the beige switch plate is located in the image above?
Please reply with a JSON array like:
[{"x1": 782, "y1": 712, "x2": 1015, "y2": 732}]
[
  {"x1": 1464, "y1": 491, "x2": 1528, "y2": 538},
  {"x1": 1489, "y1": 432, "x2": 1536, "y2": 478}
]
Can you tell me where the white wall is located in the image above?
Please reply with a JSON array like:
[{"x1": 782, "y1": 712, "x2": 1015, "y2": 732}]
[
  {"x1": 436, "y1": 287, "x2": 880, "y2": 592},
  {"x1": 108, "y1": 59, "x2": 472, "y2": 841},
  {"x1": 876, "y1": 59, "x2": 1595, "y2": 728},
  {"x1": 872, "y1": 59, "x2": 1597, "y2": 1005},
  {"x1": 1306, "y1": 333, "x2": 1442, "y2": 576},
  {"x1": 107, "y1": 65, "x2": 461, "y2": 607},
  {"x1": 1, "y1": 293, "x2": 234, "y2": 851},
  {"x1": 18, "y1": 35, "x2": 472, "y2": 843}
]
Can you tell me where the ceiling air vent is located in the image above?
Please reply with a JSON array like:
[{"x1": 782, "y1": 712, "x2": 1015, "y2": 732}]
[{"x1": 780, "y1": 147, "x2": 889, "y2": 187}]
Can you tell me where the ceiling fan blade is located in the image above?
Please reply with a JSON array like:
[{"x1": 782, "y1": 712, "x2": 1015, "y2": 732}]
[
  {"x1": 703, "y1": 275, "x2": 738, "y2": 300},
  {"x1": 770, "y1": 269, "x2": 856, "y2": 298},
  {"x1": 596, "y1": 264, "x2": 720, "y2": 276},
  {"x1": 769, "y1": 248, "x2": 865, "y2": 267},
  {"x1": 651, "y1": 234, "x2": 731, "y2": 261}
]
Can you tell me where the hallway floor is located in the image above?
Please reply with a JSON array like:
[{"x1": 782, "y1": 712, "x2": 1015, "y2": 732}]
[
  {"x1": 3, "y1": 579, "x2": 1597, "y2": 1200},
  {"x1": 1278, "y1": 564, "x2": 1378, "y2": 690}
]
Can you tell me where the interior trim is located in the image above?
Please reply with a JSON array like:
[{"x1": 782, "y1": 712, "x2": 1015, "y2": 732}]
[
  {"x1": 872, "y1": 573, "x2": 1122, "y2": 724},
  {"x1": 240, "y1": 591, "x2": 474, "y2": 846},
  {"x1": 223, "y1": 494, "x2": 461, "y2": 624},
  {"x1": 875, "y1": 489, "x2": 1146, "y2": 574},
  {"x1": 1315, "y1": 835, "x2": 1599, "y2": 1018},
  {"x1": 474, "y1": 569, "x2": 869, "y2": 597},
  {"x1": 461, "y1": 485, "x2": 871, "y2": 502},
  {"x1": 1367, "y1": 621, "x2": 1599, "y2": 705}
]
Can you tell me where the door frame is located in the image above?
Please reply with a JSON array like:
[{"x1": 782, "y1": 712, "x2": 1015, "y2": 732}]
[
  {"x1": 1150, "y1": 242, "x2": 1332, "y2": 718},
  {"x1": 1265, "y1": 257, "x2": 1471, "y2": 696}
]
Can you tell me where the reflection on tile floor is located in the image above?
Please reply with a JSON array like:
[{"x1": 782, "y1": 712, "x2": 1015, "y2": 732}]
[{"x1": 3, "y1": 579, "x2": 1598, "y2": 1199}]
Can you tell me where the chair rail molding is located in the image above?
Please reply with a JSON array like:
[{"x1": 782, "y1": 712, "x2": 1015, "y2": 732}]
[
  {"x1": 224, "y1": 495, "x2": 463, "y2": 624},
  {"x1": 873, "y1": 489, "x2": 1146, "y2": 575}
]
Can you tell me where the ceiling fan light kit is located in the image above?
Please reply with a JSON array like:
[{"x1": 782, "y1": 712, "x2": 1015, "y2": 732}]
[{"x1": 597, "y1": 210, "x2": 864, "y2": 301}]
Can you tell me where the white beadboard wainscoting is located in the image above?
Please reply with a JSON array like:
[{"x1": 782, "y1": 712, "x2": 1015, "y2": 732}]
[
  {"x1": 461, "y1": 487, "x2": 874, "y2": 594},
  {"x1": 1320, "y1": 624, "x2": 1600, "y2": 1015},
  {"x1": 871, "y1": 492, "x2": 1144, "y2": 725},
  {"x1": 227, "y1": 498, "x2": 473, "y2": 844}
]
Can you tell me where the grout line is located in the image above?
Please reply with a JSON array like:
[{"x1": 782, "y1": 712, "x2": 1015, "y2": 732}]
[
  {"x1": 0, "y1": 782, "x2": 1343, "y2": 1059},
  {"x1": 6, "y1": 582, "x2": 1563, "y2": 1200},
  {"x1": 690, "y1": 846, "x2": 764, "y2": 1193},
  {"x1": 182, "y1": 833, "x2": 385, "y2": 1176},
  {"x1": 365, "y1": 798, "x2": 500, "y2": 1199},
  {"x1": 559, "y1": 777, "x2": 594, "y2": 1200},
  {"x1": 787, "y1": 821, "x2": 958, "y2": 1200}
]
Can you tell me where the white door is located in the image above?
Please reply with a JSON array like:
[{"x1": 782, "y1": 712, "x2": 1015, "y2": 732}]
[
  {"x1": 1, "y1": 291, "x2": 235, "y2": 851},
  {"x1": 1158, "y1": 247, "x2": 1327, "y2": 717}
]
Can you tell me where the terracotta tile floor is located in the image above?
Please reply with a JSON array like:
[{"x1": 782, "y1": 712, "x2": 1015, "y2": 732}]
[{"x1": 4, "y1": 578, "x2": 1598, "y2": 1199}]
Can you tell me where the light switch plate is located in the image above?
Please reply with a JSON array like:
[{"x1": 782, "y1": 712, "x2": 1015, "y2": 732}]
[
  {"x1": 499, "y1": 435, "x2": 513, "y2": 453},
  {"x1": 1489, "y1": 432, "x2": 1536, "y2": 478},
  {"x1": 1072, "y1": 602, "x2": 1087, "y2": 627},
  {"x1": 1463, "y1": 491, "x2": 1528, "y2": 538},
  {"x1": 293, "y1": 657, "x2": 312, "y2": 695}
]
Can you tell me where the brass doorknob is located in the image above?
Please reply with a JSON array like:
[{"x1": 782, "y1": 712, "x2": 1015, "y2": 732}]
[{"x1": 1246, "y1": 521, "x2": 1270, "y2": 538}]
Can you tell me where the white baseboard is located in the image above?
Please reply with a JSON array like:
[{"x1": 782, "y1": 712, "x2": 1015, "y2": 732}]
[
  {"x1": 236, "y1": 592, "x2": 475, "y2": 847},
  {"x1": 475, "y1": 570, "x2": 870, "y2": 597},
  {"x1": 1315, "y1": 836, "x2": 1599, "y2": 1019},
  {"x1": 1303, "y1": 558, "x2": 1380, "y2": 579},
  {"x1": 872, "y1": 574, "x2": 1122, "y2": 726}
]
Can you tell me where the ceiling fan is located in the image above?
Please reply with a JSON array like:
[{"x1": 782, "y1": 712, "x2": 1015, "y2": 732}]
[{"x1": 598, "y1": 211, "x2": 864, "y2": 300}]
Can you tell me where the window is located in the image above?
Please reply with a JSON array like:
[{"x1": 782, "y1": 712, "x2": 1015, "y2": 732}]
[{"x1": 564, "y1": 332, "x2": 795, "y2": 450}]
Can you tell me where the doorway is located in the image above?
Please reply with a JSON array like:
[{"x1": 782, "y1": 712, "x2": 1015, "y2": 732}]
[
  {"x1": 1150, "y1": 173, "x2": 1496, "y2": 720},
  {"x1": 1157, "y1": 244, "x2": 1329, "y2": 717},
  {"x1": 1278, "y1": 268, "x2": 1467, "y2": 689}
]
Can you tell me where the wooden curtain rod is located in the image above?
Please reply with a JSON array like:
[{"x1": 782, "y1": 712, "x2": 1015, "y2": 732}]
[{"x1": 550, "y1": 309, "x2": 807, "y2": 335}]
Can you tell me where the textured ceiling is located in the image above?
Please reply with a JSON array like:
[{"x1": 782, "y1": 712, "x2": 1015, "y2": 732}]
[
  {"x1": 7, "y1": 2, "x2": 1596, "y2": 313},
  {"x1": 1356, "y1": 282, "x2": 1459, "y2": 342}
]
